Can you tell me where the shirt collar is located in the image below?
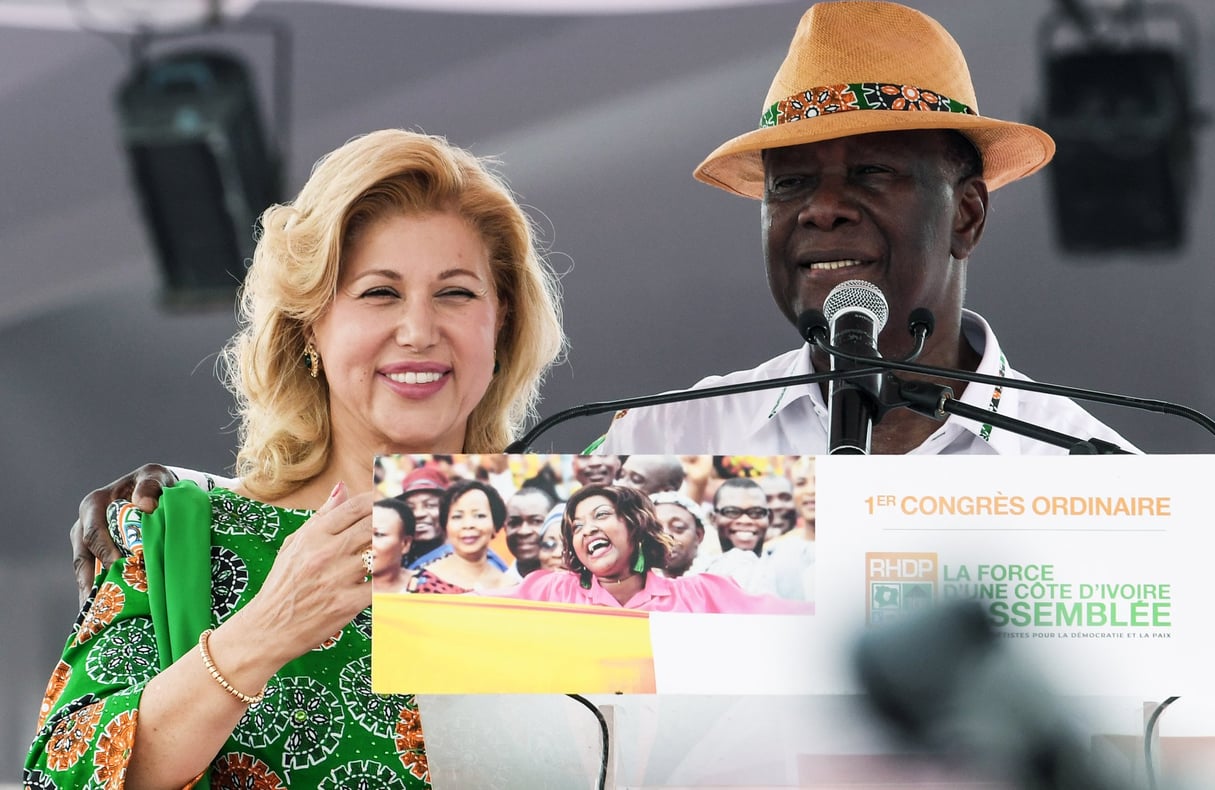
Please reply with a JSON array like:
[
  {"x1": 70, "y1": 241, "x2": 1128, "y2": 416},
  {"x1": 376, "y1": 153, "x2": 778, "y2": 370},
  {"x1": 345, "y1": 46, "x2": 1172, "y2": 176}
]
[
  {"x1": 749, "y1": 310, "x2": 1024, "y2": 453},
  {"x1": 586, "y1": 570, "x2": 672, "y2": 609},
  {"x1": 926, "y1": 310, "x2": 1025, "y2": 453},
  {"x1": 740, "y1": 343, "x2": 823, "y2": 440}
]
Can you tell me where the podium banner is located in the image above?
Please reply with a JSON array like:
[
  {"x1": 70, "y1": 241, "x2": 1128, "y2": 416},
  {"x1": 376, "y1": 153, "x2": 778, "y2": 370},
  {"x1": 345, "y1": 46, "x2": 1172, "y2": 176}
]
[{"x1": 814, "y1": 454, "x2": 1209, "y2": 698}]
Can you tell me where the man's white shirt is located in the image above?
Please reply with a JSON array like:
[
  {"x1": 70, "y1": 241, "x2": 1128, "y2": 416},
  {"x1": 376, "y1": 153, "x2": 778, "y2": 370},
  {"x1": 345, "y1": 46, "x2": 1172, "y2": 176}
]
[{"x1": 599, "y1": 310, "x2": 1137, "y2": 455}]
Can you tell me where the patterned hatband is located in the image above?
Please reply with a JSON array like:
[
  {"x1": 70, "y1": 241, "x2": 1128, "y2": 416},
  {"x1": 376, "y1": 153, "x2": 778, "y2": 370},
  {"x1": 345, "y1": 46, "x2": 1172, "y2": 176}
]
[{"x1": 761, "y1": 82, "x2": 976, "y2": 128}]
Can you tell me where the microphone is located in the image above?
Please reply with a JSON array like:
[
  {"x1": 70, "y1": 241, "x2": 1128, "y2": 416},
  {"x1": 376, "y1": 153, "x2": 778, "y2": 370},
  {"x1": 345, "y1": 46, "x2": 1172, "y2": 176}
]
[
  {"x1": 821, "y1": 280, "x2": 889, "y2": 455},
  {"x1": 855, "y1": 601, "x2": 1147, "y2": 790}
]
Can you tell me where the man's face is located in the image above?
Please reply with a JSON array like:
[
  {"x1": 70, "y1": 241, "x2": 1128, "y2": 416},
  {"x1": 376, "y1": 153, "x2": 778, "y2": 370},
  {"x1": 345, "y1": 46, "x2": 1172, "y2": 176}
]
[
  {"x1": 761, "y1": 130, "x2": 985, "y2": 362},
  {"x1": 405, "y1": 491, "x2": 442, "y2": 542},
  {"x1": 758, "y1": 475, "x2": 797, "y2": 536},
  {"x1": 712, "y1": 486, "x2": 770, "y2": 553},
  {"x1": 792, "y1": 457, "x2": 817, "y2": 531},
  {"x1": 654, "y1": 502, "x2": 703, "y2": 578},
  {"x1": 504, "y1": 491, "x2": 551, "y2": 562},
  {"x1": 572, "y1": 455, "x2": 621, "y2": 486},
  {"x1": 614, "y1": 457, "x2": 676, "y2": 495}
]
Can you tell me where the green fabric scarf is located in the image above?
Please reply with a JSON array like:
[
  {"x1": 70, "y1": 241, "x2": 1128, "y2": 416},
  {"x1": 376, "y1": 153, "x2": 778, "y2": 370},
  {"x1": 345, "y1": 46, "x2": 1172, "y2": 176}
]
[{"x1": 141, "y1": 480, "x2": 215, "y2": 789}]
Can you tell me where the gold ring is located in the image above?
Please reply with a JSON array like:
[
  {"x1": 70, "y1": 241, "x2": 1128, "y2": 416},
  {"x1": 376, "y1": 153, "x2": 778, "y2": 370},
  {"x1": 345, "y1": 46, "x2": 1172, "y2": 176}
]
[{"x1": 361, "y1": 548, "x2": 374, "y2": 582}]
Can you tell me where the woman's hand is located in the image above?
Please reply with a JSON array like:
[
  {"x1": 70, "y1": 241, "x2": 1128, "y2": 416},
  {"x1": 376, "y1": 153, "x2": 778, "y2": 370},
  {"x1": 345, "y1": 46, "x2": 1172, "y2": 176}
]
[
  {"x1": 71, "y1": 463, "x2": 178, "y2": 603},
  {"x1": 229, "y1": 482, "x2": 374, "y2": 667}
]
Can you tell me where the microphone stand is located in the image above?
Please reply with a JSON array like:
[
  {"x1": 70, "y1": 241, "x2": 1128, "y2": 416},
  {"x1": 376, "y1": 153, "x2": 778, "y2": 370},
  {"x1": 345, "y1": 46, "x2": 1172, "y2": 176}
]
[
  {"x1": 807, "y1": 329, "x2": 1215, "y2": 454},
  {"x1": 818, "y1": 339, "x2": 1215, "y2": 438},
  {"x1": 507, "y1": 309, "x2": 1215, "y2": 454},
  {"x1": 505, "y1": 367, "x2": 879, "y2": 452},
  {"x1": 882, "y1": 378, "x2": 1130, "y2": 455},
  {"x1": 804, "y1": 313, "x2": 1129, "y2": 454}
]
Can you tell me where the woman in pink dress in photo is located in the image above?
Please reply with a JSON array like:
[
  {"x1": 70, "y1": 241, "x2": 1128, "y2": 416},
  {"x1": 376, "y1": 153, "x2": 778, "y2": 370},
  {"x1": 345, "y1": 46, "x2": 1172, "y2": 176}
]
[{"x1": 493, "y1": 485, "x2": 812, "y2": 615}]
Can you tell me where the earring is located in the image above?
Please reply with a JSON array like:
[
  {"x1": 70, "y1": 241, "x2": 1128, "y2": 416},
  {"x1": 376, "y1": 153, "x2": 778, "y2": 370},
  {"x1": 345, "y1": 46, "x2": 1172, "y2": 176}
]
[
  {"x1": 303, "y1": 343, "x2": 321, "y2": 379},
  {"x1": 578, "y1": 567, "x2": 593, "y2": 590},
  {"x1": 632, "y1": 549, "x2": 647, "y2": 575}
]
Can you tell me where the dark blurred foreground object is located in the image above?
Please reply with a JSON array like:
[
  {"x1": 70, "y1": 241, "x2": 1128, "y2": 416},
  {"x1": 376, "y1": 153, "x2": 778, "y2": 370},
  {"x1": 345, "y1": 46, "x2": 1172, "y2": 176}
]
[
  {"x1": 1036, "y1": 0, "x2": 1206, "y2": 254},
  {"x1": 853, "y1": 600, "x2": 1142, "y2": 790},
  {"x1": 117, "y1": 49, "x2": 282, "y2": 307}
]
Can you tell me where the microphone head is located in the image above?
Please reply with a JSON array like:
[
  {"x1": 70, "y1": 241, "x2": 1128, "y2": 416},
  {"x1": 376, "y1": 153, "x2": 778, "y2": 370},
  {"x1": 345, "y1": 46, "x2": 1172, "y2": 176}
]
[
  {"x1": 796, "y1": 309, "x2": 829, "y2": 344},
  {"x1": 823, "y1": 279, "x2": 889, "y2": 332},
  {"x1": 908, "y1": 307, "x2": 935, "y2": 337}
]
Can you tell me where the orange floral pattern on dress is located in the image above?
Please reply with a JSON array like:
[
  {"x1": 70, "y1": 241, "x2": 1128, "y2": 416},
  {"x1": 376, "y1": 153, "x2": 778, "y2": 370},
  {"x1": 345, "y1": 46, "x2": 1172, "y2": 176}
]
[
  {"x1": 212, "y1": 752, "x2": 288, "y2": 789},
  {"x1": 93, "y1": 709, "x2": 137, "y2": 790},
  {"x1": 46, "y1": 700, "x2": 103, "y2": 771},
  {"x1": 395, "y1": 706, "x2": 428, "y2": 780},
  {"x1": 403, "y1": 749, "x2": 429, "y2": 783},
  {"x1": 121, "y1": 554, "x2": 148, "y2": 592},
  {"x1": 394, "y1": 706, "x2": 425, "y2": 752},
  {"x1": 76, "y1": 582, "x2": 125, "y2": 645},
  {"x1": 38, "y1": 661, "x2": 72, "y2": 729}
]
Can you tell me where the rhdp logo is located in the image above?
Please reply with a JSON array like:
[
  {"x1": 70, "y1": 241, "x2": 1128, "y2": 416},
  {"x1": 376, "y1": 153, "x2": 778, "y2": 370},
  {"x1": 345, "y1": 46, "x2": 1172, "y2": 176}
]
[{"x1": 866, "y1": 552, "x2": 938, "y2": 625}]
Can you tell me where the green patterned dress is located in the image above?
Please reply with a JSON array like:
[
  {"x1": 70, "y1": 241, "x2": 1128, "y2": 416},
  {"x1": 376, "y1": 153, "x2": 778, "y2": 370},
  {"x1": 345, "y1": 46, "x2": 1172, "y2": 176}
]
[{"x1": 25, "y1": 482, "x2": 430, "y2": 790}]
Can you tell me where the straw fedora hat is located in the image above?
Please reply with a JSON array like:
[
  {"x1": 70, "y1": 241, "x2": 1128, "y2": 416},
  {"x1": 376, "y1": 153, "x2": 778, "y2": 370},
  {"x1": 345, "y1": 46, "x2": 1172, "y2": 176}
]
[{"x1": 694, "y1": 1, "x2": 1055, "y2": 198}]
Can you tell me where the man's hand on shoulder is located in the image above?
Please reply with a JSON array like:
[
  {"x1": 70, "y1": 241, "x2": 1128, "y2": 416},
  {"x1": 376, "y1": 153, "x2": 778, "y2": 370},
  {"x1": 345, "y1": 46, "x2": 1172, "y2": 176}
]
[{"x1": 71, "y1": 463, "x2": 178, "y2": 603}]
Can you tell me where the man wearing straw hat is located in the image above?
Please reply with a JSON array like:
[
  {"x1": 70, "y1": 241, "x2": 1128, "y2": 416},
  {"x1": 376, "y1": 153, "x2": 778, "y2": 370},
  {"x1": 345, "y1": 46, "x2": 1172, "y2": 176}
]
[{"x1": 598, "y1": 0, "x2": 1134, "y2": 457}]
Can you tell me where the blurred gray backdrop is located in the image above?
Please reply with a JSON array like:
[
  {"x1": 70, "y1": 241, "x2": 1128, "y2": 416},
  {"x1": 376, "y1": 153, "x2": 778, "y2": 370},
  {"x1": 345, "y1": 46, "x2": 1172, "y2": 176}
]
[{"x1": 3, "y1": 0, "x2": 1213, "y2": 782}]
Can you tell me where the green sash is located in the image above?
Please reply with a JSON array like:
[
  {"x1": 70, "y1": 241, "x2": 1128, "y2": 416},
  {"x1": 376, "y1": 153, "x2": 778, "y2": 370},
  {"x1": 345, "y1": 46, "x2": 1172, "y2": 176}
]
[{"x1": 140, "y1": 480, "x2": 215, "y2": 789}]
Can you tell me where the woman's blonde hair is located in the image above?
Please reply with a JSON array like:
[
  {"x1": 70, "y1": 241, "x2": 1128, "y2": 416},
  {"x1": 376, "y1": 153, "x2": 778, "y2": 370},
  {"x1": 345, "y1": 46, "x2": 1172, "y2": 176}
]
[{"x1": 221, "y1": 129, "x2": 565, "y2": 499}]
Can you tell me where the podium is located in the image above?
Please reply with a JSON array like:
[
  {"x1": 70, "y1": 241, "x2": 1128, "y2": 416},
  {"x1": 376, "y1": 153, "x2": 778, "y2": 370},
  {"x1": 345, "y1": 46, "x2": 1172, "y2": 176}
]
[{"x1": 377, "y1": 454, "x2": 1214, "y2": 788}]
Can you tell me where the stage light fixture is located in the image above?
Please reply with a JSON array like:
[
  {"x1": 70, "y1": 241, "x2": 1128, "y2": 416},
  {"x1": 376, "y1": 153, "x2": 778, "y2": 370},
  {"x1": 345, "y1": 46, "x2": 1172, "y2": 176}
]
[
  {"x1": 116, "y1": 47, "x2": 283, "y2": 307},
  {"x1": 1036, "y1": 1, "x2": 1203, "y2": 255}
]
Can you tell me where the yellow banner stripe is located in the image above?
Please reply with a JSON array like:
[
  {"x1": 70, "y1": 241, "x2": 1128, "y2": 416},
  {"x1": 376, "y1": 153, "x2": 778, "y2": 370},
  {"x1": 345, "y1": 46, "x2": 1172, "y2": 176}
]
[{"x1": 372, "y1": 593, "x2": 656, "y2": 694}]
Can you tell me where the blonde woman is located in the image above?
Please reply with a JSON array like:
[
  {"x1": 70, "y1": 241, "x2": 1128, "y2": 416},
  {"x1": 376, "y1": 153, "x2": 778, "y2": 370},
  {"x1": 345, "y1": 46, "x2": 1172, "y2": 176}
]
[{"x1": 28, "y1": 129, "x2": 563, "y2": 789}]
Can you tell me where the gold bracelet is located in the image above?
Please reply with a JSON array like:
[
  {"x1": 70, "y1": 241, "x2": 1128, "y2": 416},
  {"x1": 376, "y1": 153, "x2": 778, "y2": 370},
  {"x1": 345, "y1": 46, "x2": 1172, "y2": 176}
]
[{"x1": 198, "y1": 628, "x2": 266, "y2": 706}]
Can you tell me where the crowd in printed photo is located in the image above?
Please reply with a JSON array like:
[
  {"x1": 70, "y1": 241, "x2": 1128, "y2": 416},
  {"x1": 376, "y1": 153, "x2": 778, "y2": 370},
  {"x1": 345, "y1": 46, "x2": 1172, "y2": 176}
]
[{"x1": 371, "y1": 454, "x2": 816, "y2": 611}]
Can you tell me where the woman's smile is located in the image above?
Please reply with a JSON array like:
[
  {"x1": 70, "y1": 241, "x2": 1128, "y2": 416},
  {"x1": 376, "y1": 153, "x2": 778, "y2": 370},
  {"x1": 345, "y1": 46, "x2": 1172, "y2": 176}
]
[
  {"x1": 380, "y1": 361, "x2": 453, "y2": 397},
  {"x1": 584, "y1": 535, "x2": 614, "y2": 559}
]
